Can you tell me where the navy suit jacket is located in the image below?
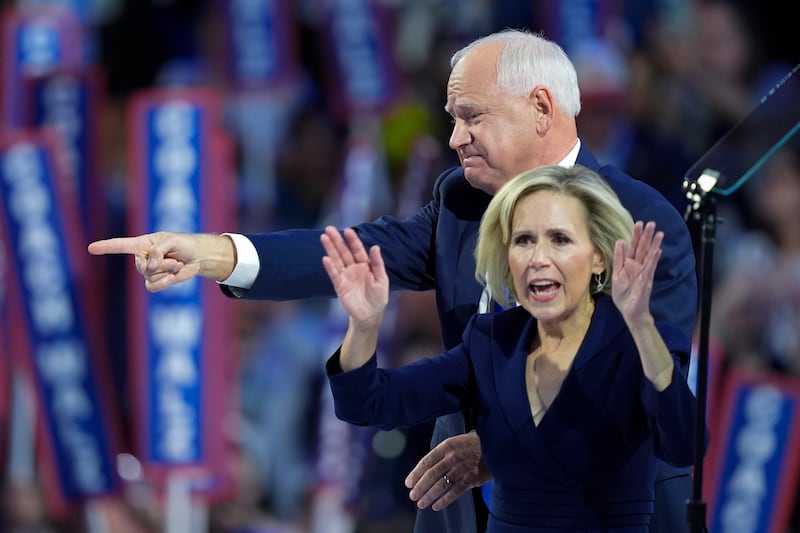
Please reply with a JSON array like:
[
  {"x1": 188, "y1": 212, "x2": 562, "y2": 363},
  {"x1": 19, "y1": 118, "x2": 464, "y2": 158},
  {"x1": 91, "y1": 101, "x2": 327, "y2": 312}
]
[
  {"x1": 236, "y1": 147, "x2": 697, "y2": 341},
  {"x1": 327, "y1": 299, "x2": 697, "y2": 532},
  {"x1": 229, "y1": 145, "x2": 698, "y2": 532}
]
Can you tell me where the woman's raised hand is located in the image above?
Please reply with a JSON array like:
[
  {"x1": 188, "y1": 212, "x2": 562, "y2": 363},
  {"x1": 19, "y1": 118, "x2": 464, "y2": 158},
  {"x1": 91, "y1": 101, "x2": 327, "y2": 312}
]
[
  {"x1": 321, "y1": 226, "x2": 389, "y2": 325},
  {"x1": 612, "y1": 221, "x2": 663, "y2": 326}
]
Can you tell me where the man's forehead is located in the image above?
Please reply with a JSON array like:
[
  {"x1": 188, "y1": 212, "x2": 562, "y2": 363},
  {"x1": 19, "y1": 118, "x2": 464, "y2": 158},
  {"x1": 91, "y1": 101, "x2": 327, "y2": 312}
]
[{"x1": 445, "y1": 62, "x2": 497, "y2": 113}]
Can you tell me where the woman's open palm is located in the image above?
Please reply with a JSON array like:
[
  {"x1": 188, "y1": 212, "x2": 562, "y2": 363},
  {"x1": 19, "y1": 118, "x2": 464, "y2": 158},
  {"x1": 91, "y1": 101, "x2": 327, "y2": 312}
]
[
  {"x1": 612, "y1": 221, "x2": 663, "y2": 324},
  {"x1": 321, "y1": 226, "x2": 389, "y2": 324}
]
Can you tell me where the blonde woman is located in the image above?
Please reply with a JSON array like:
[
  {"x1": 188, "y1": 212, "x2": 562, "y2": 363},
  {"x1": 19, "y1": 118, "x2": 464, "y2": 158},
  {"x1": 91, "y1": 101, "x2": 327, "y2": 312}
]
[{"x1": 321, "y1": 164, "x2": 697, "y2": 532}]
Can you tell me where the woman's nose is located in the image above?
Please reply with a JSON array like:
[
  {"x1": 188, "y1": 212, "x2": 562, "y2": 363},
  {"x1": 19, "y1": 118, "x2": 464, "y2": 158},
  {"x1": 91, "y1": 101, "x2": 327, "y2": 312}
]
[{"x1": 528, "y1": 246, "x2": 548, "y2": 267}]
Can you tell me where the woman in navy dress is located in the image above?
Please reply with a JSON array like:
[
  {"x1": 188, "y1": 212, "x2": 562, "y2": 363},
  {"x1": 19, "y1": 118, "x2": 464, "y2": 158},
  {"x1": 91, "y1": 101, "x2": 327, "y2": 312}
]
[{"x1": 321, "y1": 164, "x2": 697, "y2": 532}]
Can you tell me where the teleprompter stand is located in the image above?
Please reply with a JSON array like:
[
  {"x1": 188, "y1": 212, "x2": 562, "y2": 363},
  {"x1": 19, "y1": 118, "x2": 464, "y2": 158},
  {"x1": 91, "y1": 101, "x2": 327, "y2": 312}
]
[
  {"x1": 680, "y1": 62, "x2": 800, "y2": 533},
  {"x1": 682, "y1": 170, "x2": 719, "y2": 533}
]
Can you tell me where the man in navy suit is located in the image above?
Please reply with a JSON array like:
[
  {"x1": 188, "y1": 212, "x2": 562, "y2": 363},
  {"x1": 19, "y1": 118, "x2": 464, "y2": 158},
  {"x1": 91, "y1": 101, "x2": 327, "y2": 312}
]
[{"x1": 89, "y1": 29, "x2": 697, "y2": 533}]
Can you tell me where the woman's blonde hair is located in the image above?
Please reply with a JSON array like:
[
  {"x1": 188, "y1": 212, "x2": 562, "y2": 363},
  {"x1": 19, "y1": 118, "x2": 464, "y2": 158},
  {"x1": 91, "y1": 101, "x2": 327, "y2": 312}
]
[{"x1": 475, "y1": 164, "x2": 634, "y2": 307}]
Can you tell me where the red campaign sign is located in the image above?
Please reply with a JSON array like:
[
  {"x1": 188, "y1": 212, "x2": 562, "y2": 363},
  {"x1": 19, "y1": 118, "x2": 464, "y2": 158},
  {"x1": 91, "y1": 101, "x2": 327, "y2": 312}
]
[
  {"x1": 126, "y1": 87, "x2": 237, "y2": 504},
  {"x1": 704, "y1": 367, "x2": 800, "y2": 533}
]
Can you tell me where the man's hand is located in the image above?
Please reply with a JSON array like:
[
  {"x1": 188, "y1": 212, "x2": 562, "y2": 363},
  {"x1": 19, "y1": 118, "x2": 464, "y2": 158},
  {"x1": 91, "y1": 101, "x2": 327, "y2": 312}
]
[
  {"x1": 87, "y1": 232, "x2": 235, "y2": 292},
  {"x1": 404, "y1": 431, "x2": 492, "y2": 511}
]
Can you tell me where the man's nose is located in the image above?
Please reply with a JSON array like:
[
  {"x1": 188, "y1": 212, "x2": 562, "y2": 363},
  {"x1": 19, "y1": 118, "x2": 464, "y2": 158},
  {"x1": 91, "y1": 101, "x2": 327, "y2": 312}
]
[{"x1": 449, "y1": 120, "x2": 470, "y2": 150}]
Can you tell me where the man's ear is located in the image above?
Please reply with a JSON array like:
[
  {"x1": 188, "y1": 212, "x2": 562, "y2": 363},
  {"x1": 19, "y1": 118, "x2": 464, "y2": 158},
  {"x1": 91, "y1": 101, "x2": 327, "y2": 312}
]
[{"x1": 530, "y1": 86, "x2": 554, "y2": 132}]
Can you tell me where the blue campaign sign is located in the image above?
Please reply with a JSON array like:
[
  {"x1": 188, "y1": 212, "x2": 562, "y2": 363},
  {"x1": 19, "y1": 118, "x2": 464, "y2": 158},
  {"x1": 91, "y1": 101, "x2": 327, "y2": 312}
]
[
  {"x1": 220, "y1": 0, "x2": 299, "y2": 88},
  {"x1": 0, "y1": 131, "x2": 119, "y2": 507},
  {"x1": 321, "y1": 0, "x2": 399, "y2": 118},
  {"x1": 24, "y1": 67, "x2": 104, "y2": 239},
  {"x1": 533, "y1": 0, "x2": 618, "y2": 54},
  {"x1": 706, "y1": 368, "x2": 800, "y2": 533},
  {"x1": 127, "y1": 87, "x2": 236, "y2": 502},
  {"x1": 1, "y1": 6, "x2": 84, "y2": 126},
  {"x1": 145, "y1": 99, "x2": 205, "y2": 464}
]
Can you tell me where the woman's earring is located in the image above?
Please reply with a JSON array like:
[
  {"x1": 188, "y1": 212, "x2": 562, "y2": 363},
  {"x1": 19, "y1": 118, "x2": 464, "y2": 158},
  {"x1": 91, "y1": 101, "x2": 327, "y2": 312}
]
[{"x1": 594, "y1": 272, "x2": 606, "y2": 293}]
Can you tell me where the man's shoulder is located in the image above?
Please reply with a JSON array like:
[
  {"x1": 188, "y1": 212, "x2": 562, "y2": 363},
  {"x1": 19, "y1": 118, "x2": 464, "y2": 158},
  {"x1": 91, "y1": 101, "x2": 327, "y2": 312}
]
[
  {"x1": 433, "y1": 166, "x2": 469, "y2": 193},
  {"x1": 577, "y1": 145, "x2": 673, "y2": 207},
  {"x1": 597, "y1": 164, "x2": 682, "y2": 218},
  {"x1": 598, "y1": 164, "x2": 659, "y2": 195}
]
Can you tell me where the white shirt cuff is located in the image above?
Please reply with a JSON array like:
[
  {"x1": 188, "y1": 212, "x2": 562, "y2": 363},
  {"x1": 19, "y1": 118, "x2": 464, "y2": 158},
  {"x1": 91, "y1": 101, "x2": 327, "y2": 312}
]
[{"x1": 218, "y1": 233, "x2": 259, "y2": 289}]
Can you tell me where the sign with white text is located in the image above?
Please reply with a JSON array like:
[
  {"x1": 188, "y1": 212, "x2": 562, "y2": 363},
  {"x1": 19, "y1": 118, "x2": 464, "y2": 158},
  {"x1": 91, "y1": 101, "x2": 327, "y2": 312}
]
[
  {"x1": 705, "y1": 368, "x2": 800, "y2": 533},
  {"x1": 23, "y1": 66, "x2": 105, "y2": 239},
  {"x1": 127, "y1": 87, "x2": 237, "y2": 502},
  {"x1": 320, "y1": 0, "x2": 399, "y2": 119},
  {"x1": 0, "y1": 5, "x2": 83, "y2": 127},
  {"x1": 0, "y1": 129, "x2": 121, "y2": 515},
  {"x1": 218, "y1": 0, "x2": 300, "y2": 90}
]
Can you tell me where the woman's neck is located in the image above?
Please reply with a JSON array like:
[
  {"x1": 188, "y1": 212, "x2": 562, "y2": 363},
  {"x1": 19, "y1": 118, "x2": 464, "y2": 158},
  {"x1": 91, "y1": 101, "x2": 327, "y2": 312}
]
[{"x1": 536, "y1": 297, "x2": 595, "y2": 353}]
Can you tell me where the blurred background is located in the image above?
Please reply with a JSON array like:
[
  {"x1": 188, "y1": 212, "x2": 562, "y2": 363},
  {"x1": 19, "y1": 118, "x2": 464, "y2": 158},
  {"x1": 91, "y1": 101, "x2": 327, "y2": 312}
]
[{"x1": 0, "y1": 0, "x2": 799, "y2": 532}]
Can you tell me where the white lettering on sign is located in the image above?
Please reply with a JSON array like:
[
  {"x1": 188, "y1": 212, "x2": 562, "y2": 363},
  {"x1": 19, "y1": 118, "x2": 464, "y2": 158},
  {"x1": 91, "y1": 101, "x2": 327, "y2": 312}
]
[
  {"x1": 157, "y1": 386, "x2": 198, "y2": 460},
  {"x1": 150, "y1": 304, "x2": 202, "y2": 461},
  {"x1": 41, "y1": 75, "x2": 83, "y2": 196},
  {"x1": 151, "y1": 102, "x2": 199, "y2": 234},
  {"x1": 20, "y1": 22, "x2": 59, "y2": 72},
  {"x1": 38, "y1": 339, "x2": 105, "y2": 491}
]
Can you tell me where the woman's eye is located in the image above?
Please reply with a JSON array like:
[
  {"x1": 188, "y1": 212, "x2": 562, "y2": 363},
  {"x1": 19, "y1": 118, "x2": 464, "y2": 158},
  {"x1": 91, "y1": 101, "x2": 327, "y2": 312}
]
[{"x1": 553, "y1": 234, "x2": 570, "y2": 245}]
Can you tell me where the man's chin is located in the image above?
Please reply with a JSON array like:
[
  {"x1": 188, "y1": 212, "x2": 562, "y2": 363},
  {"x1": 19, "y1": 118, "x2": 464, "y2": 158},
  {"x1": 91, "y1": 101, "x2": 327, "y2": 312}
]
[
  {"x1": 462, "y1": 166, "x2": 478, "y2": 181},
  {"x1": 462, "y1": 163, "x2": 483, "y2": 180},
  {"x1": 462, "y1": 167, "x2": 495, "y2": 194}
]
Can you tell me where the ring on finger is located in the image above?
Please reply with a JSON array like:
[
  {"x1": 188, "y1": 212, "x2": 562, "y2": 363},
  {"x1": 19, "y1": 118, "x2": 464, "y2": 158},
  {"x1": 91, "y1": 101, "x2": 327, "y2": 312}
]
[{"x1": 443, "y1": 474, "x2": 452, "y2": 486}]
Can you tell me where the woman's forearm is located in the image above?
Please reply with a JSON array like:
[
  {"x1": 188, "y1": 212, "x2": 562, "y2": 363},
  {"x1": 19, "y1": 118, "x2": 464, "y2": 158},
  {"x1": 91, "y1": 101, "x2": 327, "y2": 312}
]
[
  {"x1": 340, "y1": 314, "x2": 384, "y2": 372},
  {"x1": 627, "y1": 314, "x2": 675, "y2": 392}
]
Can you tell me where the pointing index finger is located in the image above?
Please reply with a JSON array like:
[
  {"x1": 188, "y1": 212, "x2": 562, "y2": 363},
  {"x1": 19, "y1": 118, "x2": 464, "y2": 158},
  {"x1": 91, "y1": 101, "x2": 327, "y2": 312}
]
[{"x1": 87, "y1": 236, "x2": 148, "y2": 256}]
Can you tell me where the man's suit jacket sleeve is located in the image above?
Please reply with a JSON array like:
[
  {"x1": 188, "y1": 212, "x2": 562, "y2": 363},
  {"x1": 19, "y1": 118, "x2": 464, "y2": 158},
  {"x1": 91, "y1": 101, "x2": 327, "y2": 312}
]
[{"x1": 219, "y1": 169, "x2": 457, "y2": 301}]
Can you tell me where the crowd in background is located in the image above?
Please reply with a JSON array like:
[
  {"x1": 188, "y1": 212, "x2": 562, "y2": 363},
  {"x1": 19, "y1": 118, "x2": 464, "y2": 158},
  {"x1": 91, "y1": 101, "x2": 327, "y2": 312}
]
[{"x1": 1, "y1": 0, "x2": 799, "y2": 532}]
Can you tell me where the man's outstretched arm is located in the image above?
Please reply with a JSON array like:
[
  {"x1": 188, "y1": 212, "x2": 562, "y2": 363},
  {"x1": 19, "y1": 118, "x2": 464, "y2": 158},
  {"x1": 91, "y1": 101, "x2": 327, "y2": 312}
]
[{"x1": 88, "y1": 232, "x2": 237, "y2": 292}]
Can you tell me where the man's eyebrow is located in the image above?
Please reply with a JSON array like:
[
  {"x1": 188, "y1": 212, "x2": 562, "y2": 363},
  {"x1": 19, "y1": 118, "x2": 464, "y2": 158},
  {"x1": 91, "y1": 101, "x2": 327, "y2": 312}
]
[{"x1": 445, "y1": 101, "x2": 485, "y2": 115}]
